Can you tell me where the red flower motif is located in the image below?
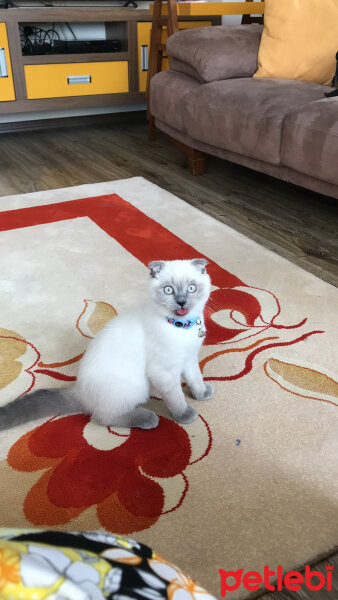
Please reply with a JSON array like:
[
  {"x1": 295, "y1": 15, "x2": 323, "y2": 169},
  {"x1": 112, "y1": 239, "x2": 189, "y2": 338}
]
[
  {"x1": 7, "y1": 411, "x2": 210, "y2": 534},
  {"x1": 204, "y1": 285, "x2": 307, "y2": 346}
]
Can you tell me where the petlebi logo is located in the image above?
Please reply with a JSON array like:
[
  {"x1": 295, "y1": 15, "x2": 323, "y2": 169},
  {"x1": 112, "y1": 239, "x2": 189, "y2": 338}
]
[{"x1": 219, "y1": 564, "x2": 333, "y2": 597}]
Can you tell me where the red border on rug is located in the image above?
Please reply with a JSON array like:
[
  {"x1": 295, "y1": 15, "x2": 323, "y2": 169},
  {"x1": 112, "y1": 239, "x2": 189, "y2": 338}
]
[{"x1": 0, "y1": 193, "x2": 243, "y2": 289}]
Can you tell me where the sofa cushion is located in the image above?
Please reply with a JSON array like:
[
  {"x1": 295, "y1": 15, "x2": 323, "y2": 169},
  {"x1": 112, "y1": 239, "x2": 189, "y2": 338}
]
[
  {"x1": 281, "y1": 98, "x2": 338, "y2": 185},
  {"x1": 254, "y1": 0, "x2": 338, "y2": 85},
  {"x1": 166, "y1": 25, "x2": 263, "y2": 83},
  {"x1": 174, "y1": 76, "x2": 329, "y2": 164}
]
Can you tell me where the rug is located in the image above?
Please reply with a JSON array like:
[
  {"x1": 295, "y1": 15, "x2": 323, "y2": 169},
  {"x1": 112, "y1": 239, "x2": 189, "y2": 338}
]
[{"x1": 0, "y1": 177, "x2": 337, "y2": 599}]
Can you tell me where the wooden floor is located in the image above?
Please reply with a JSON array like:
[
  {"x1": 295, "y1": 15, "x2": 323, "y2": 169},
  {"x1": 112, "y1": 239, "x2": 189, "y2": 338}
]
[
  {"x1": 0, "y1": 114, "x2": 338, "y2": 599},
  {"x1": 1, "y1": 115, "x2": 337, "y2": 288}
]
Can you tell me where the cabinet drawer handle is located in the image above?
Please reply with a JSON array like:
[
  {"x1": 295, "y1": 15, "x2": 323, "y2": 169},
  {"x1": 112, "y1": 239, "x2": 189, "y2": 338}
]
[
  {"x1": 0, "y1": 48, "x2": 8, "y2": 78},
  {"x1": 141, "y1": 45, "x2": 148, "y2": 71},
  {"x1": 67, "y1": 75, "x2": 91, "y2": 85}
]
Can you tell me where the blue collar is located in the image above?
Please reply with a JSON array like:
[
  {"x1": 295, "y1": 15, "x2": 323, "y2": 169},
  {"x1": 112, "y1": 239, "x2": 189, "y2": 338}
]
[{"x1": 166, "y1": 316, "x2": 201, "y2": 330}]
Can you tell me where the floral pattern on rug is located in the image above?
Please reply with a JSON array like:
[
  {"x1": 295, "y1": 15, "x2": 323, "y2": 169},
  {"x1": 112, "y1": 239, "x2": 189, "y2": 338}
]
[
  {"x1": 0, "y1": 191, "x2": 329, "y2": 539},
  {"x1": 7, "y1": 412, "x2": 211, "y2": 533},
  {"x1": 264, "y1": 358, "x2": 338, "y2": 406},
  {"x1": 202, "y1": 285, "x2": 322, "y2": 380},
  {"x1": 0, "y1": 289, "x2": 322, "y2": 398},
  {"x1": 1, "y1": 300, "x2": 212, "y2": 533},
  {"x1": 0, "y1": 290, "x2": 324, "y2": 534}
]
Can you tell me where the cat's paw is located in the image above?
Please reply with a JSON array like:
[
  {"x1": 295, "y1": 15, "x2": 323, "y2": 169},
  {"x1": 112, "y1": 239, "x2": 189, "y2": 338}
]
[
  {"x1": 173, "y1": 405, "x2": 198, "y2": 424},
  {"x1": 193, "y1": 383, "x2": 215, "y2": 401},
  {"x1": 202, "y1": 382, "x2": 214, "y2": 401},
  {"x1": 130, "y1": 409, "x2": 159, "y2": 429}
]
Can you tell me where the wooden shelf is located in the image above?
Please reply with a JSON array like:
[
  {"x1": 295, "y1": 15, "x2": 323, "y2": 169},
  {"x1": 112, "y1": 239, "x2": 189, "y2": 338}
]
[
  {"x1": 22, "y1": 51, "x2": 129, "y2": 64},
  {"x1": 0, "y1": 91, "x2": 145, "y2": 114},
  {"x1": 0, "y1": 7, "x2": 151, "y2": 22}
]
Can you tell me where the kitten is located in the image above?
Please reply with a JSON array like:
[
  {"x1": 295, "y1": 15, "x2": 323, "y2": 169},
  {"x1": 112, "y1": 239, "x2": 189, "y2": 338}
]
[{"x1": 0, "y1": 259, "x2": 214, "y2": 431}]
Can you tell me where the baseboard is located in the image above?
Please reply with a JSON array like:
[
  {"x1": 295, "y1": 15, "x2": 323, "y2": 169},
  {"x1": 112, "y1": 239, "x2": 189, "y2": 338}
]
[{"x1": 0, "y1": 110, "x2": 147, "y2": 134}]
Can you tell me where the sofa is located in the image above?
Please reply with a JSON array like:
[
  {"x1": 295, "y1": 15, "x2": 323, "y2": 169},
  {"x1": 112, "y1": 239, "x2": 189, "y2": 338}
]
[{"x1": 149, "y1": 25, "x2": 338, "y2": 199}]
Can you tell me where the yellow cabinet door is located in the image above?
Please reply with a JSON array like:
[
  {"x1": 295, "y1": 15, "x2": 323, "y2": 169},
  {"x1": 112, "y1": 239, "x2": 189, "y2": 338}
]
[
  {"x1": 25, "y1": 61, "x2": 129, "y2": 100},
  {"x1": 137, "y1": 21, "x2": 212, "y2": 93},
  {"x1": 0, "y1": 22, "x2": 15, "y2": 102}
]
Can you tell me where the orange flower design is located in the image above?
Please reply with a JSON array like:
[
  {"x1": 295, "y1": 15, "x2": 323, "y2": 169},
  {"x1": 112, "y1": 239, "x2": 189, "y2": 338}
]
[
  {"x1": 7, "y1": 410, "x2": 211, "y2": 533},
  {"x1": 149, "y1": 554, "x2": 214, "y2": 600},
  {"x1": 0, "y1": 547, "x2": 20, "y2": 590}
]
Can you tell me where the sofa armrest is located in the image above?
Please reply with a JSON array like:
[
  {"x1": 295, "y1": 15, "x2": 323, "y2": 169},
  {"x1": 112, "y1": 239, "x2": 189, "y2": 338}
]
[
  {"x1": 169, "y1": 57, "x2": 205, "y2": 82},
  {"x1": 166, "y1": 24, "x2": 263, "y2": 83}
]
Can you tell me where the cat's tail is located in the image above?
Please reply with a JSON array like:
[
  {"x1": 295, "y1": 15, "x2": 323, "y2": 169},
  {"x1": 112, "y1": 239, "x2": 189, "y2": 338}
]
[{"x1": 0, "y1": 387, "x2": 81, "y2": 431}]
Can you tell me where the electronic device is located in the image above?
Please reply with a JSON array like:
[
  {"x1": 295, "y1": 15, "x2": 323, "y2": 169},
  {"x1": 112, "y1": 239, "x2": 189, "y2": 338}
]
[
  {"x1": 52, "y1": 39, "x2": 121, "y2": 53},
  {"x1": 22, "y1": 38, "x2": 121, "y2": 55}
]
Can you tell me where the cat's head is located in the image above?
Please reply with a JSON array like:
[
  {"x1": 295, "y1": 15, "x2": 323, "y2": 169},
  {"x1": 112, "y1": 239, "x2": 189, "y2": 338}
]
[{"x1": 148, "y1": 259, "x2": 210, "y2": 319}]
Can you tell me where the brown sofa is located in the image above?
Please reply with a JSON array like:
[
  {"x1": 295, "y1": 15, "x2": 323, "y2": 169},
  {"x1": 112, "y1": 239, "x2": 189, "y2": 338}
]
[{"x1": 149, "y1": 25, "x2": 338, "y2": 199}]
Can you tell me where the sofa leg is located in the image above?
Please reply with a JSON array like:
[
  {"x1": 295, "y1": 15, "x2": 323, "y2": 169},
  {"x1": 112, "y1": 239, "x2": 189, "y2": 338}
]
[
  {"x1": 167, "y1": 135, "x2": 207, "y2": 175},
  {"x1": 148, "y1": 115, "x2": 156, "y2": 140},
  {"x1": 188, "y1": 152, "x2": 207, "y2": 175}
]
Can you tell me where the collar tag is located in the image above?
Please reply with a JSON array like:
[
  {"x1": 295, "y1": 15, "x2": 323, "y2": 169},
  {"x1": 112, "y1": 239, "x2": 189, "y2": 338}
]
[{"x1": 166, "y1": 317, "x2": 199, "y2": 330}]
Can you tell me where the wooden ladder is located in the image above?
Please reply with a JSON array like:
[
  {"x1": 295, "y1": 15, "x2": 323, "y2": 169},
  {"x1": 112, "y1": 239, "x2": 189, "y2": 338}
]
[{"x1": 146, "y1": 0, "x2": 179, "y2": 139}]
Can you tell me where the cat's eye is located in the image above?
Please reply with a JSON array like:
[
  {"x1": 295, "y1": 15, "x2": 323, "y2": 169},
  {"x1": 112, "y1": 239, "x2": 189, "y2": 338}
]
[
  {"x1": 187, "y1": 284, "x2": 197, "y2": 293},
  {"x1": 164, "y1": 286, "x2": 174, "y2": 295}
]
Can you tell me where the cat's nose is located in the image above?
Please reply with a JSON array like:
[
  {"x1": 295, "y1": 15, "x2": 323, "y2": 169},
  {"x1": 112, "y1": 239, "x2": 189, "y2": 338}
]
[{"x1": 176, "y1": 298, "x2": 186, "y2": 307}]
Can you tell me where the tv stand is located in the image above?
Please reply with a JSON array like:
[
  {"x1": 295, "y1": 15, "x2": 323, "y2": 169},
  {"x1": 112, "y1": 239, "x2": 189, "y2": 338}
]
[{"x1": 0, "y1": 5, "x2": 220, "y2": 126}]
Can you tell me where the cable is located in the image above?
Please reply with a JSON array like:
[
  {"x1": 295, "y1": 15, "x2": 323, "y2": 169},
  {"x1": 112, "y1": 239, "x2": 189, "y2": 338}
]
[
  {"x1": 43, "y1": 28, "x2": 60, "y2": 43},
  {"x1": 20, "y1": 24, "x2": 60, "y2": 54},
  {"x1": 65, "y1": 22, "x2": 76, "y2": 40}
]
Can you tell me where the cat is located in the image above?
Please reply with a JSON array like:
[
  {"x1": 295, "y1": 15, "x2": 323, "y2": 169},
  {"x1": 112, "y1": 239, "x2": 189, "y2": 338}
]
[{"x1": 0, "y1": 259, "x2": 214, "y2": 431}]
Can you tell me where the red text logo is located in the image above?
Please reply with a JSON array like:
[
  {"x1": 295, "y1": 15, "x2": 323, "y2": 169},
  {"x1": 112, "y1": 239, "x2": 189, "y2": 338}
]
[{"x1": 219, "y1": 564, "x2": 333, "y2": 596}]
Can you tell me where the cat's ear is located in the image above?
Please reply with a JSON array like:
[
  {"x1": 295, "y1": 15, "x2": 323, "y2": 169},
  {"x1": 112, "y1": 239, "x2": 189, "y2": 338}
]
[
  {"x1": 191, "y1": 258, "x2": 208, "y2": 274},
  {"x1": 148, "y1": 261, "x2": 165, "y2": 278}
]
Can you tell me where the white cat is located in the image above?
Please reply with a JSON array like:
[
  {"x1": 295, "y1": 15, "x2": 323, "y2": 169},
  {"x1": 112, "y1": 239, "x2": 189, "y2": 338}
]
[{"x1": 0, "y1": 259, "x2": 214, "y2": 431}]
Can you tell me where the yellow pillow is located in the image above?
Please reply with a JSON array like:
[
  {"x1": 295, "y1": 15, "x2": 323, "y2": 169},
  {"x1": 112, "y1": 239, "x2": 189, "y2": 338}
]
[{"x1": 254, "y1": 0, "x2": 338, "y2": 85}]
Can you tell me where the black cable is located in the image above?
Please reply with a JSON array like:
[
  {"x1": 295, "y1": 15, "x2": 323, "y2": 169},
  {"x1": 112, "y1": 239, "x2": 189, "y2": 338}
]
[
  {"x1": 20, "y1": 24, "x2": 60, "y2": 53},
  {"x1": 65, "y1": 22, "x2": 76, "y2": 40},
  {"x1": 44, "y1": 28, "x2": 60, "y2": 43}
]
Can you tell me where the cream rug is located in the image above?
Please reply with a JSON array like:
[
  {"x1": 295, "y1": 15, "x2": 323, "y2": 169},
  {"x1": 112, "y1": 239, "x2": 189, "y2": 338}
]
[{"x1": 0, "y1": 177, "x2": 337, "y2": 599}]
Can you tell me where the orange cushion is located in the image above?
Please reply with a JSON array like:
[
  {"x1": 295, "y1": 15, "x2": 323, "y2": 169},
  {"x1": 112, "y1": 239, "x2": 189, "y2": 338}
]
[{"x1": 254, "y1": 0, "x2": 338, "y2": 85}]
